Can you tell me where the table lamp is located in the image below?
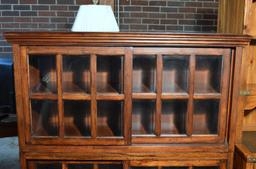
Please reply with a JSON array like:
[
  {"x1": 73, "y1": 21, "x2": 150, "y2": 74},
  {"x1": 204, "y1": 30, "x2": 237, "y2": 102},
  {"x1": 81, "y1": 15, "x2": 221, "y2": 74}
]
[{"x1": 72, "y1": 0, "x2": 119, "y2": 32}]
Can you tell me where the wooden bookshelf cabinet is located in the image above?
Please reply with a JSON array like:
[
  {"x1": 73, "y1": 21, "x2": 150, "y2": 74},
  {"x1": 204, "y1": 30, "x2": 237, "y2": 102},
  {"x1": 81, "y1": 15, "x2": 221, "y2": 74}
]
[{"x1": 4, "y1": 32, "x2": 250, "y2": 169}]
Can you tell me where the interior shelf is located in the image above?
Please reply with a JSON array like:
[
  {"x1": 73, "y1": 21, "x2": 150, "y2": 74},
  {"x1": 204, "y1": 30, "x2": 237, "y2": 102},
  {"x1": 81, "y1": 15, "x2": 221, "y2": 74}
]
[
  {"x1": 30, "y1": 99, "x2": 58, "y2": 137},
  {"x1": 193, "y1": 99, "x2": 219, "y2": 135},
  {"x1": 133, "y1": 55, "x2": 156, "y2": 93},
  {"x1": 161, "y1": 100, "x2": 187, "y2": 135},
  {"x1": 97, "y1": 56, "x2": 124, "y2": 94},
  {"x1": 132, "y1": 100, "x2": 155, "y2": 135},
  {"x1": 62, "y1": 55, "x2": 90, "y2": 94},
  {"x1": 29, "y1": 55, "x2": 57, "y2": 94},
  {"x1": 62, "y1": 81, "x2": 89, "y2": 94},
  {"x1": 132, "y1": 93, "x2": 157, "y2": 99},
  {"x1": 194, "y1": 56, "x2": 222, "y2": 94},
  {"x1": 64, "y1": 100, "x2": 91, "y2": 137},
  {"x1": 161, "y1": 93, "x2": 189, "y2": 100},
  {"x1": 97, "y1": 101, "x2": 123, "y2": 137},
  {"x1": 162, "y1": 55, "x2": 189, "y2": 94}
]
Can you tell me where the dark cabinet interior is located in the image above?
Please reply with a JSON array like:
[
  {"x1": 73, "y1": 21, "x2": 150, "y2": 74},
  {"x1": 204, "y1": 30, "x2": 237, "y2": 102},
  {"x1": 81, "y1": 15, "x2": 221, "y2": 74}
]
[
  {"x1": 62, "y1": 55, "x2": 90, "y2": 94},
  {"x1": 29, "y1": 55, "x2": 57, "y2": 94},
  {"x1": 97, "y1": 56, "x2": 124, "y2": 94}
]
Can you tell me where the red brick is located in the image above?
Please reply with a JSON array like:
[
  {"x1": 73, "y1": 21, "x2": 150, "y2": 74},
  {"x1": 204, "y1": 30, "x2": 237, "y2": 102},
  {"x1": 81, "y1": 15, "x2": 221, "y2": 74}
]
[
  {"x1": 14, "y1": 17, "x2": 32, "y2": 22},
  {"x1": 38, "y1": 0, "x2": 56, "y2": 4},
  {"x1": 76, "y1": 0, "x2": 91, "y2": 5},
  {"x1": 131, "y1": 1, "x2": 148, "y2": 6},
  {"x1": 142, "y1": 19, "x2": 159, "y2": 24},
  {"x1": 20, "y1": 0, "x2": 37, "y2": 4},
  {"x1": 1, "y1": 0, "x2": 18, "y2": 4},
  {"x1": 160, "y1": 19, "x2": 177, "y2": 25}
]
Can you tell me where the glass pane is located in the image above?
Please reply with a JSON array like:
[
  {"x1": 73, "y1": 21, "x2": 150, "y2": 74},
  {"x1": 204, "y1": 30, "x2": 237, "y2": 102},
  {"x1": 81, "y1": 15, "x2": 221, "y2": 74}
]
[
  {"x1": 195, "y1": 56, "x2": 222, "y2": 94},
  {"x1": 162, "y1": 56, "x2": 189, "y2": 93},
  {"x1": 97, "y1": 101, "x2": 123, "y2": 137},
  {"x1": 97, "y1": 56, "x2": 123, "y2": 94},
  {"x1": 68, "y1": 164, "x2": 93, "y2": 169},
  {"x1": 98, "y1": 164, "x2": 123, "y2": 169},
  {"x1": 64, "y1": 100, "x2": 91, "y2": 137},
  {"x1": 62, "y1": 55, "x2": 90, "y2": 93},
  {"x1": 31, "y1": 162, "x2": 61, "y2": 169},
  {"x1": 31, "y1": 99, "x2": 58, "y2": 136},
  {"x1": 29, "y1": 55, "x2": 56, "y2": 94},
  {"x1": 193, "y1": 167, "x2": 219, "y2": 169},
  {"x1": 133, "y1": 55, "x2": 156, "y2": 93},
  {"x1": 161, "y1": 100, "x2": 187, "y2": 135},
  {"x1": 132, "y1": 100, "x2": 155, "y2": 135},
  {"x1": 193, "y1": 100, "x2": 219, "y2": 134}
]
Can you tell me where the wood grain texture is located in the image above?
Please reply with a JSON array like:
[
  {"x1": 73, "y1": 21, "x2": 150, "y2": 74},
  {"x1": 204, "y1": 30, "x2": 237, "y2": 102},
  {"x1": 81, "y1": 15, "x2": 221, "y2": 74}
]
[
  {"x1": 6, "y1": 33, "x2": 250, "y2": 169},
  {"x1": 4, "y1": 32, "x2": 251, "y2": 46},
  {"x1": 218, "y1": 0, "x2": 246, "y2": 35}
]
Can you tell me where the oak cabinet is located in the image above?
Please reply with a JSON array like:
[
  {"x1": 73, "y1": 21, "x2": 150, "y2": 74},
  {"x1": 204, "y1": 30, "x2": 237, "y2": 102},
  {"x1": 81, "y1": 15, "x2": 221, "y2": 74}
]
[{"x1": 4, "y1": 32, "x2": 250, "y2": 169}]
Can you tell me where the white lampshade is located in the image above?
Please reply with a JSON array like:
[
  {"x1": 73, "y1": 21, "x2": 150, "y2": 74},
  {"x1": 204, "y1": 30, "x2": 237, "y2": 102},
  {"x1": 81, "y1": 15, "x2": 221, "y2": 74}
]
[{"x1": 72, "y1": 5, "x2": 120, "y2": 32}]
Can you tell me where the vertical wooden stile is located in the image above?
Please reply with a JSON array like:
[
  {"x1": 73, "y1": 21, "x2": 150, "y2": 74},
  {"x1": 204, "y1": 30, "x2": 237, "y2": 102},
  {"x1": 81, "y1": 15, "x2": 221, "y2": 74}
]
[
  {"x1": 62, "y1": 162, "x2": 67, "y2": 169},
  {"x1": 187, "y1": 54, "x2": 196, "y2": 136},
  {"x1": 21, "y1": 46, "x2": 31, "y2": 143},
  {"x1": 124, "y1": 47, "x2": 133, "y2": 144},
  {"x1": 91, "y1": 54, "x2": 97, "y2": 139},
  {"x1": 57, "y1": 54, "x2": 64, "y2": 138},
  {"x1": 218, "y1": 49, "x2": 231, "y2": 142},
  {"x1": 155, "y1": 54, "x2": 163, "y2": 136}
]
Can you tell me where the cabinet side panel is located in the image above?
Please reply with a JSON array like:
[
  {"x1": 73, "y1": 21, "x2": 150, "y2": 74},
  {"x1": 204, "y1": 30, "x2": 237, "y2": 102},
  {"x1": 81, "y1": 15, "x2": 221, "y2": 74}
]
[
  {"x1": 228, "y1": 47, "x2": 244, "y2": 169},
  {"x1": 12, "y1": 44, "x2": 26, "y2": 147},
  {"x1": 244, "y1": 1, "x2": 256, "y2": 37},
  {"x1": 218, "y1": 0, "x2": 245, "y2": 34},
  {"x1": 243, "y1": 44, "x2": 256, "y2": 131}
]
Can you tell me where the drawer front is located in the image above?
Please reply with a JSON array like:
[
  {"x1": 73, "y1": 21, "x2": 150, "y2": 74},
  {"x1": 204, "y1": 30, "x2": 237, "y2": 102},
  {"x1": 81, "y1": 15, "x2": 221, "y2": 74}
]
[{"x1": 26, "y1": 160, "x2": 227, "y2": 169}]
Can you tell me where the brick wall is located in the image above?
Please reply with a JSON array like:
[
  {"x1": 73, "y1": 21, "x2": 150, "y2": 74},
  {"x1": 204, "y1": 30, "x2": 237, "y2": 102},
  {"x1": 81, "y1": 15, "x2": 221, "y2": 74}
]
[
  {"x1": 0, "y1": 0, "x2": 219, "y2": 57},
  {"x1": 118, "y1": 0, "x2": 218, "y2": 32}
]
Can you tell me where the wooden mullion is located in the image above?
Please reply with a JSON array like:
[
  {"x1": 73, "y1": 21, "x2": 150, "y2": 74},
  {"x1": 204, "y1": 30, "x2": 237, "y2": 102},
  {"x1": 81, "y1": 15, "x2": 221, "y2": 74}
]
[
  {"x1": 155, "y1": 54, "x2": 162, "y2": 137},
  {"x1": 91, "y1": 54, "x2": 97, "y2": 139},
  {"x1": 124, "y1": 47, "x2": 132, "y2": 144},
  {"x1": 57, "y1": 54, "x2": 64, "y2": 138},
  {"x1": 94, "y1": 163, "x2": 99, "y2": 169},
  {"x1": 123, "y1": 161, "x2": 130, "y2": 169},
  {"x1": 219, "y1": 161, "x2": 226, "y2": 169},
  {"x1": 62, "y1": 162, "x2": 67, "y2": 169},
  {"x1": 187, "y1": 54, "x2": 196, "y2": 136}
]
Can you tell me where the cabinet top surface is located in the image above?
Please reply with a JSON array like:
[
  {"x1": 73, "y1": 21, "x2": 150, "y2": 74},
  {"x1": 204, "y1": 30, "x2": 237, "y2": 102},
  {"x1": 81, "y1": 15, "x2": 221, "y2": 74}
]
[{"x1": 4, "y1": 32, "x2": 251, "y2": 46}]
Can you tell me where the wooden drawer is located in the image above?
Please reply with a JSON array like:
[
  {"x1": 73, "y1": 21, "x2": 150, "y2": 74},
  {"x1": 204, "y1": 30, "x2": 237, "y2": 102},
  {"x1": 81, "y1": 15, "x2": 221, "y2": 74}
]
[
  {"x1": 26, "y1": 160, "x2": 227, "y2": 169},
  {"x1": 235, "y1": 132, "x2": 256, "y2": 169}
]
